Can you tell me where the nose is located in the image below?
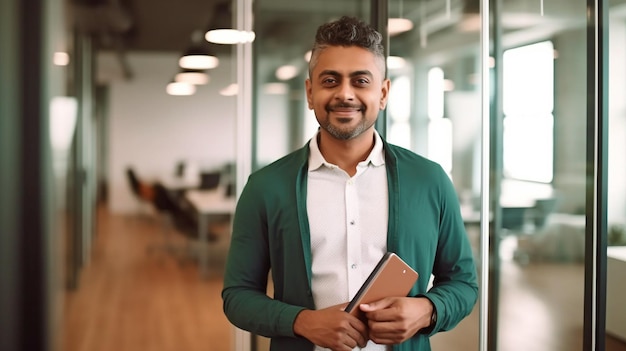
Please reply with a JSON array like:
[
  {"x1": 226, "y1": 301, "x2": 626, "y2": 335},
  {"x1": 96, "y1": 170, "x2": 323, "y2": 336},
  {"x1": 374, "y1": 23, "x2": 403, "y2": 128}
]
[{"x1": 334, "y1": 81, "x2": 355, "y2": 101}]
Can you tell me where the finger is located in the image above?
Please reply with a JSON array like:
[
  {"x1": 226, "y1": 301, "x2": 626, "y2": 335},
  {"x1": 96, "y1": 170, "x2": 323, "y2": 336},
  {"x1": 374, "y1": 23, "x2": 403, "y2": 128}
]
[
  {"x1": 359, "y1": 297, "x2": 395, "y2": 312},
  {"x1": 364, "y1": 307, "x2": 397, "y2": 323},
  {"x1": 344, "y1": 328, "x2": 368, "y2": 348},
  {"x1": 346, "y1": 316, "x2": 369, "y2": 347}
]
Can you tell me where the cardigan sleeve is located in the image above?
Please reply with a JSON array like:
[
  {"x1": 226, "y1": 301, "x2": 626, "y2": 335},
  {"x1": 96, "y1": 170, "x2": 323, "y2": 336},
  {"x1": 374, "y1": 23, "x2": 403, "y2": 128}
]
[
  {"x1": 423, "y1": 166, "x2": 479, "y2": 335},
  {"x1": 221, "y1": 175, "x2": 305, "y2": 338}
]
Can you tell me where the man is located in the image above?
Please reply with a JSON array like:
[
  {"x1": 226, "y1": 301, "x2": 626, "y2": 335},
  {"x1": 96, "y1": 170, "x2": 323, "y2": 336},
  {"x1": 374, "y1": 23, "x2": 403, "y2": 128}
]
[{"x1": 222, "y1": 16, "x2": 478, "y2": 351}]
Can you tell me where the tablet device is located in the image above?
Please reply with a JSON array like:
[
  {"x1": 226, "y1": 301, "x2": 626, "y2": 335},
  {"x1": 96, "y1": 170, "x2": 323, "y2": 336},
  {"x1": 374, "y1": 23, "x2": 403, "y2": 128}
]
[{"x1": 345, "y1": 252, "x2": 418, "y2": 317}]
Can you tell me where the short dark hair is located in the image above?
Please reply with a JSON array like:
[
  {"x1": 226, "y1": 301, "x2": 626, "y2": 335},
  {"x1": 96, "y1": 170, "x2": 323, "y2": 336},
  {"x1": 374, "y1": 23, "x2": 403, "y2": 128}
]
[{"x1": 309, "y1": 16, "x2": 386, "y2": 78}]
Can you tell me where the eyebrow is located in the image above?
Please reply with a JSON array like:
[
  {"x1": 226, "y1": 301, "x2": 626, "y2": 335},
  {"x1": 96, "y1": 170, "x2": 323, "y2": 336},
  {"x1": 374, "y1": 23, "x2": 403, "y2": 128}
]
[{"x1": 317, "y1": 69, "x2": 374, "y2": 79}]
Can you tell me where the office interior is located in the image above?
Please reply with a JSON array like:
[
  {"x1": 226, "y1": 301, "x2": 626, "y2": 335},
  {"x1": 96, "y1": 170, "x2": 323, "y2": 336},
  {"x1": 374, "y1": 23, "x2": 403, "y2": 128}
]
[{"x1": 2, "y1": 0, "x2": 626, "y2": 350}]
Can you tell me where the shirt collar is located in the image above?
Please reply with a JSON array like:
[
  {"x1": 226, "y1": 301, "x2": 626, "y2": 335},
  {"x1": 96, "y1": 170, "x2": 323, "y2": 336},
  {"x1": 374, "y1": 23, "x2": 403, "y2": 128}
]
[{"x1": 308, "y1": 129, "x2": 386, "y2": 171}]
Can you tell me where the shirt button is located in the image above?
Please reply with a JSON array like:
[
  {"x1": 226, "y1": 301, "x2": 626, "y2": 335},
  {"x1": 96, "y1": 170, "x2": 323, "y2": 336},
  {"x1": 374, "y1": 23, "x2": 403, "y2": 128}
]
[
  {"x1": 350, "y1": 220, "x2": 355, "y2": 225},
  {"x1": 351, "y1": 264, "x2": 357, "y2": 269}
]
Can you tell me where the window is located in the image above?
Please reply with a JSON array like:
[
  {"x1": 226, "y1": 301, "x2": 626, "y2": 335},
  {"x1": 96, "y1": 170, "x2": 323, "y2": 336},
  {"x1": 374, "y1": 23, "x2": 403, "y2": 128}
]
[
  {"x1": 388, "y1": 75, "x2": 412, "y2": 149},
  {"x1": 502, "y1": 41, "x2": 555, "y2": 183},
  {"x1": 426, "y1": 67, "x2": 452, "y2": 176}
]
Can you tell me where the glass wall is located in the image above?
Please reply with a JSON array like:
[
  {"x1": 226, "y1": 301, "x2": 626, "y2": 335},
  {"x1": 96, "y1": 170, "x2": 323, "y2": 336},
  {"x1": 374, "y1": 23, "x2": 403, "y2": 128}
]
[
  {"x1": 607, "y1": 1, "x2": 626, "y2": 350},
  {"x1": 252, "y1": 0, "x2": 373, "y2": 170},
  {"x1": 386, "y1": 1, "x2": 482, "y2": 349},
  {"x1": 2, "y1": 0, "x2": 623, "y2": 350},
  {"x1": 249, "y1": 0, "x2": 622, "y2": 351}
]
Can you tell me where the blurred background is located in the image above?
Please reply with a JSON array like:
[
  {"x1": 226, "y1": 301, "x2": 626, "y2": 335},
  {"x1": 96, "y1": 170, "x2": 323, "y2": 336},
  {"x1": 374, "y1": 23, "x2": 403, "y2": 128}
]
[{"x1": 2, "y1": 0, "x2": 626, "y2": 350}]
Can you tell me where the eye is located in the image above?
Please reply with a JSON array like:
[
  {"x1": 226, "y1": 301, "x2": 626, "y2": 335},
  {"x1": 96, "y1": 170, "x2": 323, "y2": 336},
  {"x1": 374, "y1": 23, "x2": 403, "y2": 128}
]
[
  {"x1": 353, "y1": 77, "x2": 370, "y2": 86},
  {"x1": 321, "y1": 77, "x2": 339, "y2": 86}
]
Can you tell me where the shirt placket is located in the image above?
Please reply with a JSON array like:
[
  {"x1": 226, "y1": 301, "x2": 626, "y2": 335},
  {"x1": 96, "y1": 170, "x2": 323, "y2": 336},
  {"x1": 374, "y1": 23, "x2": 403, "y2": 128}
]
[{"x1": 345, "y1": 176, "x2": 362, "y2": 299}]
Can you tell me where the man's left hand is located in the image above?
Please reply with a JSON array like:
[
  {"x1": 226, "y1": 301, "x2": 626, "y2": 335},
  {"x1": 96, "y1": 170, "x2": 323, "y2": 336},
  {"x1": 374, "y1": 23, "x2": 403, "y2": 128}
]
[{"x1": 359, "y1": 297, "x2": 433, "y2": 345}]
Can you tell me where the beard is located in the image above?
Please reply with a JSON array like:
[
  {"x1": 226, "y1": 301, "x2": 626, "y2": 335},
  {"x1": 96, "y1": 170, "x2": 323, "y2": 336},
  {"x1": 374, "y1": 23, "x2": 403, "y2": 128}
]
[{"x1": 319, "y1": 103, "x2": 375, "y2": 140}]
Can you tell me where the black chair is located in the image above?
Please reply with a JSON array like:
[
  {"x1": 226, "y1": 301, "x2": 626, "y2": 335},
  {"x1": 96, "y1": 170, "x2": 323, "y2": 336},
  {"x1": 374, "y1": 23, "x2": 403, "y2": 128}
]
[
  {"x1": 199, "y1": 171, "x2": 221, "y2": 190},
  {"x1": 125, "y1": 167, "x2": 154, "y2": 217},
  {"x1": 147, "y1": 183, "x2": 198, "y2": 258},
  {"x1": 126, "y1": 167, "x2": 141, "y2": 197}
]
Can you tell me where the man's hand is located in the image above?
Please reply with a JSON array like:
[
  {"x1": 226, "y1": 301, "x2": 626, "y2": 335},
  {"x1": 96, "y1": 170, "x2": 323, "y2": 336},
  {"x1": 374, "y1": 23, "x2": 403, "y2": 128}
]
[
  {"x1": 293, "y1": 303, "x2": 368, "y2": 351},
  {"x1": 359, "y1": 297, "x2": 434, "y2": 345}
]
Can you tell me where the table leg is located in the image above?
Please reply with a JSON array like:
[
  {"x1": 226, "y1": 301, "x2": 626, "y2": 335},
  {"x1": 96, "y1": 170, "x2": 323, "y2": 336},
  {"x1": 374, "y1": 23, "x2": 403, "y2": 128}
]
[{"x1": 199, "y1": 214, "x2": 209, "y2": 279}]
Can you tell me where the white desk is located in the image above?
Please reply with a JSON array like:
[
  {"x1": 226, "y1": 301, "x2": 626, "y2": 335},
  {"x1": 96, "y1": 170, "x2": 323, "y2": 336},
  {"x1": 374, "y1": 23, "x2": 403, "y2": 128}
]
[
  {"x1": 159, "y1": 175, "x2": 200, "y2": 191},
  {"x1": 607, "y1": 246, "x2": 626, "y2": 341},
  {"x1": 185, "y1": 189, "x2": 236, "y2": 278}
]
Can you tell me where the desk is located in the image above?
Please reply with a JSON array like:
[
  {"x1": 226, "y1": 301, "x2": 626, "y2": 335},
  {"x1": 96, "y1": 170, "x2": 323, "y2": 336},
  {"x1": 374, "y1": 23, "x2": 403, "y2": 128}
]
[
  {"x1": 185, "y1": 189, "x2": 236, "y2": 278},
  {"x1": 607, "y1": 246, "x2": 626, "y2": 341},
  {"x1": 515, "y1": 213, "x2": 586, "y2": 262},
  {"x1": 159, "y1": 175, "x2": 200, "y2": 191}
]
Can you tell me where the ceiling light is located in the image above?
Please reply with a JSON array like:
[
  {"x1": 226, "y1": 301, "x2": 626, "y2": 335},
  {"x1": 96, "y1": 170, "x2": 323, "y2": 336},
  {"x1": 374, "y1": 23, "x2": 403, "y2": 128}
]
[
  {"x1": 179, "y1": 30, "x2": 219, "y2": 70},
  {"x1": 388, "y1": 18, "x2": 414, "y2": 36},
  {"x1": 179, "y1": 52, "x2": 219, "y2": 70},
  {"x1": 53, "y1": 52, "x2": 70, "y2": 66},
  {"x1": 166, "y1": 81, "x2": 196, "y2": 96},
  {"x1": 263, "y1": 82, "x2": 289, "y2": 95},
  {"x1": 175, "y1": 69, "x2": 210, "y2": 85},
  {"x1": 219, "y1": 83, "x2": 238, "y2": 96},
  {"x1": 205, "y1": 29, "x2": 255, "y2": 44},
  {"x1": 204, "y1": 1, "x2": 255, "y2": 44},
  {"x1": 275, "y1": 64, "x2": 299, "y2": 81}
]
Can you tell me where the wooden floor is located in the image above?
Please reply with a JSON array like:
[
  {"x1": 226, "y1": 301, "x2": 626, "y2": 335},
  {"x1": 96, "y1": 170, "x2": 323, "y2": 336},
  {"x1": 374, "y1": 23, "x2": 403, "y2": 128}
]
[
  {"x1": 62, "y1": 207, "x2": 626, "y2": 351},
  {"x1": 62, "y1": 207, "x2": 232, "y2": 351}
]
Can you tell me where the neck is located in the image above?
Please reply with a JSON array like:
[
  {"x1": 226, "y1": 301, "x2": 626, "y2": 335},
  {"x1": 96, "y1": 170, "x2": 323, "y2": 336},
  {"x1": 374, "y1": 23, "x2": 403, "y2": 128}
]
[{"x1": 317, "y1": 129, "x2": 376, "y2": 176}]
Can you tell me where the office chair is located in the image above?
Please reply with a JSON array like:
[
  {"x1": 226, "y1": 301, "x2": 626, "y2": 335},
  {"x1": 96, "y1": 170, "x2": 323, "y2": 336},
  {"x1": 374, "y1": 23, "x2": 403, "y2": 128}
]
[
  {"x1": 125, "y1": 167, "x2": 154, "y2": 218},
  {"x1": 528, "y1": 197, "x2": 558, "y2": 229},
  {"x1": 199, "y1": 171, "x2": 221, "y2": 190},
  {"x1": 147, "y1": 183, "x2": 197, "y2": 259},
  {"x1": 510, "y1": 197, "x2": 558, "y2": 265},
  {"x1": 501, "y1": 207, "x2": 528, "y2": 232}
]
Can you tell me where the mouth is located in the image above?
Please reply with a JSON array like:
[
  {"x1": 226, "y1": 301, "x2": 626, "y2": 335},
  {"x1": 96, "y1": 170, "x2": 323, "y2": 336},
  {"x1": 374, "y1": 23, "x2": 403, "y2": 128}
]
[{"x1": 327, "y1": 103, "x2": 363, "y2": 116}]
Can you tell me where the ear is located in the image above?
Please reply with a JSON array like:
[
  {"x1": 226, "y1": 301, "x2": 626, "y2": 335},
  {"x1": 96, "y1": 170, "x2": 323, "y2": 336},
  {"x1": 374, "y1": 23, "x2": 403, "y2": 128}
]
[
  {"x1": 379, "y1": 78, "x2": 391, "y2": 110},
  {"x1": 305, "y1": 78, "x2": 313, "y2": 109}
]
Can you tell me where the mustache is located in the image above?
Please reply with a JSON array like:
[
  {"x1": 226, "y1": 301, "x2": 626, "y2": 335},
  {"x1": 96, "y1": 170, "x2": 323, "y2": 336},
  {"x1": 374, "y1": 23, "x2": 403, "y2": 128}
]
[{"x1": 326, "y1": 102, "x2": 364, "y2": 111}]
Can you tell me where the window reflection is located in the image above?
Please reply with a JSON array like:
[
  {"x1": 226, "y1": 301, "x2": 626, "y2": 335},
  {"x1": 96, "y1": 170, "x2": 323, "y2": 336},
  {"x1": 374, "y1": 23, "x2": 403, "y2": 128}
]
[
  {"x1": 503, "y1": 41, "x2": 555, "y2": 183},
  {"x1": 388, "y1": 75, "x2": 412, "y2": 149}
]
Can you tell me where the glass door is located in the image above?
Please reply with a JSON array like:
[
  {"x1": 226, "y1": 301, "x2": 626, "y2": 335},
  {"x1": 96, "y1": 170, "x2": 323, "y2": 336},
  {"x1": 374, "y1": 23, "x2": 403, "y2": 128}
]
[
  {"x1": 385, "y1": 0, "x2": 614, "y2": 350},
  {"x1": 606, "y1": 1, "x2": 626, "y2": 350},
  {"x1": 386, "y1": 1, "x2": 483, "y2": 349},
  {"x1": 244, "y1": 0, "x2": 616, "y2": 350}
]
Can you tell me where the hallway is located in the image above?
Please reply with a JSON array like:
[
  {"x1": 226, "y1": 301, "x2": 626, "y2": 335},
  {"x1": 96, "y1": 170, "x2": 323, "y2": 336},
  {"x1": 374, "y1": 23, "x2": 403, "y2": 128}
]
[
  {"x1": 62, "y1": 208, "x2": 231, "y2": 351},
  {"x1": 62, "y1": 207, "x2": 626, "y2": 351}
]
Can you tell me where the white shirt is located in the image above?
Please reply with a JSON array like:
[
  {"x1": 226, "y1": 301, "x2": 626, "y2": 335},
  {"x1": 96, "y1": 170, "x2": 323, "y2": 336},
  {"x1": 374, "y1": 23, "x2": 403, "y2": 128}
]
[{"x1": 307, "y1": 130, "x2": 389, "y2": 351}]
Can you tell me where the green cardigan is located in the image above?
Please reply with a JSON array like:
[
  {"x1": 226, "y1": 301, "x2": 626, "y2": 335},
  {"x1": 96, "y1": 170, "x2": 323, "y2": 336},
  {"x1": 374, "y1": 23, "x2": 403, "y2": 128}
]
[{"x1": 222, "y1": 139, "x2": 478, "y2": 351}]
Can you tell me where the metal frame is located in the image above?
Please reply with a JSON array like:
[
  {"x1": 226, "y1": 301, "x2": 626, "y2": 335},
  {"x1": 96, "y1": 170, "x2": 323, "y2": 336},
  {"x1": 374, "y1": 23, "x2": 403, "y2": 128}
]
[{"x1": 584, "y1": 0, "x2": 608, "y2": 350}]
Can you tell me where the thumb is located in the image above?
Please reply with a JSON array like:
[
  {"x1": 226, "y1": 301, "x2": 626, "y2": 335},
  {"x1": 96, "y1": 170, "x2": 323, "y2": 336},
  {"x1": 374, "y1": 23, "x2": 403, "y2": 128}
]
[{"x1": 359, "y1": 297, "x2": 394, "y2": 312}]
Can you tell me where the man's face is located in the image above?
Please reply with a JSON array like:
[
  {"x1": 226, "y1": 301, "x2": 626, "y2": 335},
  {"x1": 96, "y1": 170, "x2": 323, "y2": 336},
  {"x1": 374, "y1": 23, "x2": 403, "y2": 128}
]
[{"x1": 306, "y1": 46, "x2": 390, "y2": 141}]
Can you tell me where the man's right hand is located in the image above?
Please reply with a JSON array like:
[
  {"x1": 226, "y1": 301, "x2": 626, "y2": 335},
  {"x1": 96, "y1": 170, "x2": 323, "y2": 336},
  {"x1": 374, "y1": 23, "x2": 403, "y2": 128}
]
[{"x1": 293, "y1": 303, "x2": 368, "y2": 351}]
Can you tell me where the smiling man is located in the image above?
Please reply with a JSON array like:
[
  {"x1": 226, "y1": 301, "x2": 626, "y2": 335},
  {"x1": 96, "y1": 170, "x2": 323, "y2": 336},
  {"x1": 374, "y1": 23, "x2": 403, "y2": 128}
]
[{"x1": 222, "y1": 16, "x2": 478, "y2": 351}]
